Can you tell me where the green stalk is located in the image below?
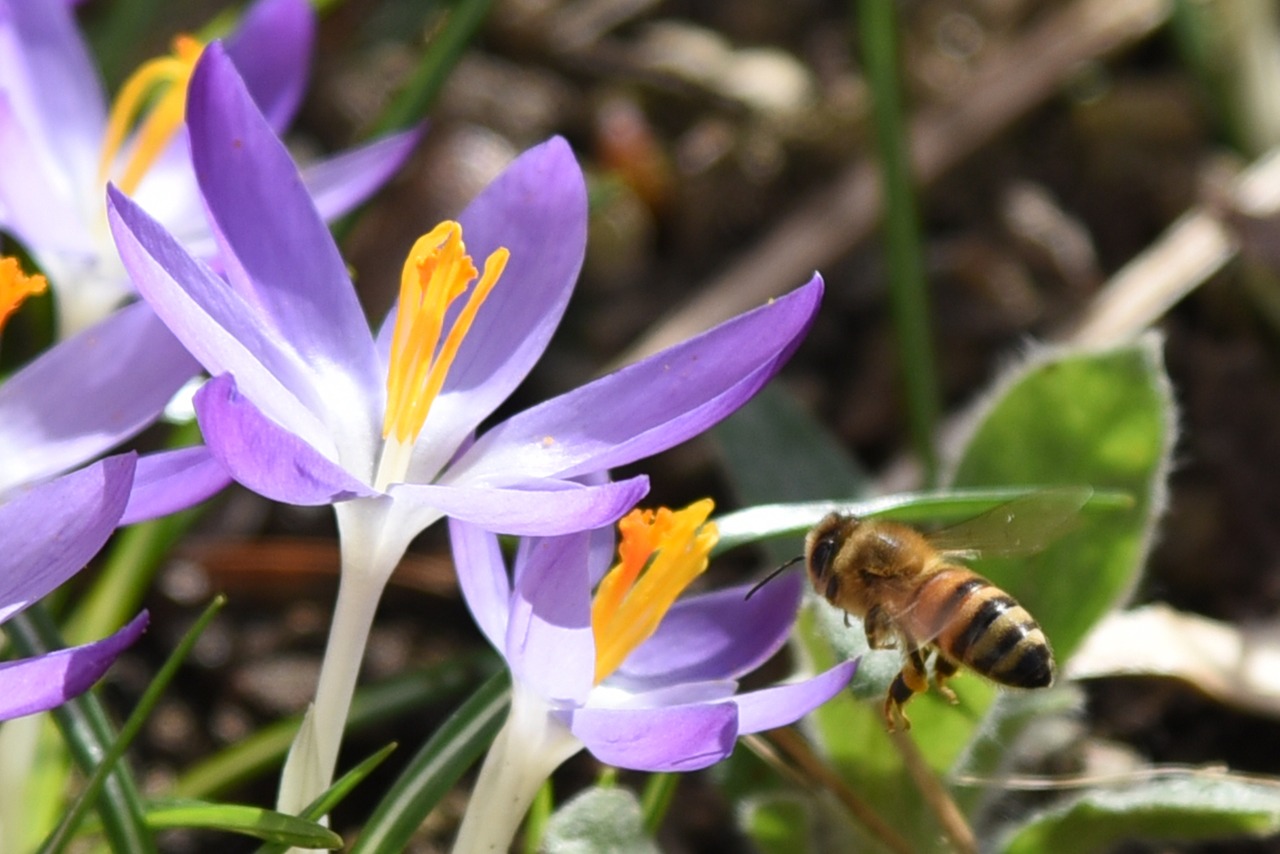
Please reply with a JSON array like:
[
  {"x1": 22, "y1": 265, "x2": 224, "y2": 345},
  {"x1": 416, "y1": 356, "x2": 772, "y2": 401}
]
[
  {"x1": 370, "y1": 0, "x2": 496, "y2": 135},
  {"x1": 858, "y1": 0, "x2": 940, "y2": 485},
  {"x1": 639, "y1": 773, "x2": 679, "y2": 835}
]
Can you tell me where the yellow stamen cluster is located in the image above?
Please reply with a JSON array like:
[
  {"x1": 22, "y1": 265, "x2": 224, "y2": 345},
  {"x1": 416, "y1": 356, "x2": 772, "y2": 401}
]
[
  {"x1": 0, "y1": 257, "x2": 47, "y2": 332},
  {"x1": 383, "y1": 221, "x2": 508, "y2": 446},
  {"x1": 591, "y1": 499, "x2": 719, "y2": 684},
  {"x1": 99, "y1": 35, "x2": 204, "y2": 195}
]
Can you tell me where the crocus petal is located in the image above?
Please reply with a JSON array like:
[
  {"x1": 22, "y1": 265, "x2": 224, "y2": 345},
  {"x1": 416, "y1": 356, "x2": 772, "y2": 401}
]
[
  {"x1": 733, "y1": 660, "x2": 858, "y2": 735},
  {"x1": 107, "y1": 185, "x2": 335, "y2": 455},
  {"x1": 448, "y1": 519, "x2": 510, "y2": 651},
  {"x1": 119, "y1": 446, "x2": 231, "y2": 525},
  {"x1": 592, "y1": 678, "x2": 738, "y2": 710},
  {"x1": 453, "y1": 275, "x2": 824, "y2": 482},
  {"x1": 0, "y1": 611, "x2": 148, "y2": 721},
  {"x1": 506, "y1": 533, "x2": 595, "y2": 705},
  {"x1": 0, "y1": 93, "x2": 84, "y2": 251},
  {"x1": 187, "y1": 45, "x2": 380, "y2": 398},
  {"x1": 0, "y1": 0, "x2": 105, "y2": 190},
  {"x1": 378, "y1": 138, "x2": 587, "y2": 467},
  {"x1": 563, "y1": 702, "x2": 738, "y2": 772},
  {"x1": 0, "y1": 301, "x2": 198, "y2": 494},
  {"x1": 613, "y1": 574, "x2": 804, "y2": 688},
  {"x1": 194, "y1": 374, "x2": 377, "y2": 505},
  {"x1": 390, "y1": 474, "x2": 648, "y2": 537},
  {"x1": 0, "y1": 454, "x2": 134, "y2": 622},
  {"x1": 222, "y1": 0, "x2": 314, "y2": 131},
  {"x1": 301, "y1": 129, "x2": 421, "y2": 223}
]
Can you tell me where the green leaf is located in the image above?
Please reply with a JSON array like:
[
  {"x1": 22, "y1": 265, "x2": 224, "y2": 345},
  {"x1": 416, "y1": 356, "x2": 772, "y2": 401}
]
[
  {"x1": 40, "y1": 597, "x2": 225, "y2": 854},
  {"x1": 145, "y1": 798, "x2": 342, "y2": 848},
  {"x1": 713, "y1": 487, "x2": 1130, "y2": 555},
  {"x1": 999, "y1": 774, "x2": 1280, "y2": 854},
  {"x1": 350, "y1": 669, "x2": 510, "y2": 854},
  {"x1": 256, "y1": 743, "x2": 397, "y2": 854},
  {"x1": 541, "y1": 787, "x2": 658, "y2": 854},
  {"x1": 946, "y1": 335, "x2": 1175, "y2": 662}
]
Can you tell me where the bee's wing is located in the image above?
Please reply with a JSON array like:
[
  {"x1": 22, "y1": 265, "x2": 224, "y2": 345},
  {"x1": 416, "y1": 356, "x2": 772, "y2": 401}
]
[{"x1": 926, "y1": 486, "x2": 1092, "y2": 559}]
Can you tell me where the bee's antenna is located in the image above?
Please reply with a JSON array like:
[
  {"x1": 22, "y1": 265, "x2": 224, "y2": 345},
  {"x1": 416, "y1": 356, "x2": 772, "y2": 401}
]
[{"x1": 745, "y1": 555, "x2": 804, "y2": 600}]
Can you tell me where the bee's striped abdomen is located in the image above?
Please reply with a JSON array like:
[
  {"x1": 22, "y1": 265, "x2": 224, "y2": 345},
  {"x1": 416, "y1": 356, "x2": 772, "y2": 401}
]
[{"x1": 912, "y1": 568, "x2": 1054, "y2": 689}]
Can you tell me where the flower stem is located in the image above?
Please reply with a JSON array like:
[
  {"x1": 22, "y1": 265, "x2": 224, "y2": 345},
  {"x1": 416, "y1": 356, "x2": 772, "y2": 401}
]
[
  {"x1": 451, "y1": 685, "x2": 580, "y2": 853},
  {"x1": 277, "y1": 566, "x2": 385, "y2": 815}
]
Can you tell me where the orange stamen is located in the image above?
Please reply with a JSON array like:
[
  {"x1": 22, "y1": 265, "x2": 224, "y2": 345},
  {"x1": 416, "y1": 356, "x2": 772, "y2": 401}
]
[
  {"x1": 0, "y1": 257, "x2": 47, "y2": 333},
  {"x1": 591, "y1": 499, "x2": 718, "y2": 684},
  {"x1": 383, "y1": 221, "x2": 508, "y2": 445},
  {"x1": 99, "y1": 35, "x2": 204, "y2": 195}
]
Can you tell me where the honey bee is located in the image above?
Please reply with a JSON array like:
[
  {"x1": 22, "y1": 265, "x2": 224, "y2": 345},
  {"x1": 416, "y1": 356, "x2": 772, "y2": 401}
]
[{"x1": 768, "y1": 489, "x2": 1086, "y2": 730}]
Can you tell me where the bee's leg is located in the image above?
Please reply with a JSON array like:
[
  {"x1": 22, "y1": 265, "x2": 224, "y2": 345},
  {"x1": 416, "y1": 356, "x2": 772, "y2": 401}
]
[
  {"x1": 933, "y1": 654, "x2": 960, "y2": 704},
  {"x1": 883, "y1": 647, "x2": 928, "y2": 731},
  {"x1": 864, "y1": 605, "x2": 897, "y2": 650}
]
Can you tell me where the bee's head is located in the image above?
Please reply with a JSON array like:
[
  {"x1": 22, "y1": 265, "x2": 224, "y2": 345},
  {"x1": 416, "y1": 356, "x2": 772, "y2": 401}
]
[{"x1": 805, "y1": 513, "x2": 861, "y2": 586}]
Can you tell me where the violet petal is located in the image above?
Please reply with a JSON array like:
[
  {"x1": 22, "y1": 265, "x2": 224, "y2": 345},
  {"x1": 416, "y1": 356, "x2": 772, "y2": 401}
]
[
  {"x1": 187, "y1": 45, "x2": 379, "y2": 396},
  {"x1": 302, "y1": 129, "x2": 421, "y2": 223},
  {"x1": 613, "y1": 574, "x2": 803, "y2": 688},
  {"x1": 107, "y1": 184, "x2": 334, "y2": 454},
  {"x1": 448, "y1": 519, "x2": 510, "y2": 651},
  {"x1": 0, "y1": 0, "x2": 105, "y2": 188},
  {"x1": 0, "y1": 93, "x2": 84, "y2": 250},
  {"x1": 389, "y1": 474, "x2": 648, "y2": 536},
  {"x1": 563, "y1": 702, "x2": 738, "y2": 772},
  {"x1": 222, "y1": 0, "x2": 314, "y2": 130},
  {"x1": 455, "y1": 276, "x2": 824, "y2": 481},
  {"x1": 0, "y1": 301, "x2": 199, "y2": 494},
  {"x1": 0, "y1": 454, "x2": 134, "y2": 622},
  {"x1": 506, "y1": 533, "x2": 595, "y2": 705},
  {"x1": 120, "y1": 446, "x2": 231, "y2": 526},
  {"x1": 0, "y1": 611, "x2": 148, "y2": 721},
  {"x1": 194, "y1": 374, "x2": 377, "y2": 505},
  {"x1": 734, "y1": 660, "x2": 858, "y2": 735}
]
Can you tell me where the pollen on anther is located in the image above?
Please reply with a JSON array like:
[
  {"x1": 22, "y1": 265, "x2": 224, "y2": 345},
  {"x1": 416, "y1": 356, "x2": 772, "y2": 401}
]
[
  {"x1": 0, "y1": 257, "x2": 47, "y2": 332},
  {"x1": 590, "y1": 499, "x2": 718, "y2": 684},
  {"x1": 382, "y1": 222, "x2": 509, "y2": 447}
]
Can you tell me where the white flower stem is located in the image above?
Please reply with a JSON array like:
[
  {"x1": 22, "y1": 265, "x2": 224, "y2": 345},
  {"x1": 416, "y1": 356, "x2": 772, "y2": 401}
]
[
  {"x1": 277, "y1": 565, "x2": 385, "y2": 815},
  {"x1": 452, "y1": 685, "x2": 581, "y2": 853}
]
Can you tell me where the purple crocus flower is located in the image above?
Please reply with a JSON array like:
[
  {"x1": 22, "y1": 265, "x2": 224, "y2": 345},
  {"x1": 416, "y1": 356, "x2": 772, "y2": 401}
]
[
  {"x1": 106, "y1": 44, "x2": 824, "y2": 810},
  {"x1": 449, "y1": 501, "x2": 857, "y2": 852},
  {"x1": 0, "y1": 454, "x2": 148, "y2": 721},
  {"x1": 0, "y1": 0, "x2": 416, "y2": 336}
]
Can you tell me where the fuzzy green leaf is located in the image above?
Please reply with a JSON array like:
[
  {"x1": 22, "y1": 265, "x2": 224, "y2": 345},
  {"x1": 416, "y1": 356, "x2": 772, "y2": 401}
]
[
  {"x1": 999, "y1": 775, "x2": 1280, "y2": 854},
  {"x1": 541, "y1": 787, "x2": 658, "y2": 854}
]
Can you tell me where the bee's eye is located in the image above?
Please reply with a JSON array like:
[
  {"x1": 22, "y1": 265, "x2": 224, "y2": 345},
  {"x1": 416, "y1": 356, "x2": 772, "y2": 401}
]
[{"x1": 811, "y1": 537, "x2": 838, "y2": 576}]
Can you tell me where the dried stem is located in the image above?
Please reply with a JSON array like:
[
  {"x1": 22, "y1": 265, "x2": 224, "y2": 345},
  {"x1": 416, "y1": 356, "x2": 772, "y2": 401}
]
[
  {"x1": 750, "y1": 728, "x2": 915, "y2": 854},
  {"x1": 888, "y1": 728, "x2": 977, "y2": 854}
]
